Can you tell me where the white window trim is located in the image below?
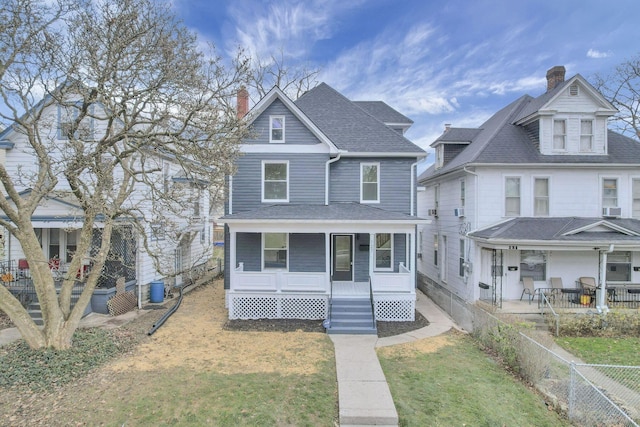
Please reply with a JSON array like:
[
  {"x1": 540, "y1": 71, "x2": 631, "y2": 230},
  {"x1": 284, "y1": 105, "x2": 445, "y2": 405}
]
[
  {"x1": 533, "y1": 176, "x2": 550, "y2": 217},
  {"x1": 374, "y1": 232, "x2": 393, "y2": 272},
  {"x1": 261, "y1": 160, "x2": 289, "y2": 203},
  {"x1": 269, "y1": 115, "x2": 285, "y2": 144},
  {"x1": 262, "y1": 232, "x2": 289, "y2": 271},
  {"x1": 580, "y1": 119, "x2": 594, "y2": 152},
  {"x1": 552, "y1": 119, "x2": 567, "y2": 152},
  {"x1": 504, "y1": 176, "x2": 521, "y2": 217},
  {"x1": 460, "y1": 179, "x2": 465, "y2": 208},
  {"x1": 601, "y1": 176, "x2": 619, "y2": 209},
  {"x1": 360, "y1": 162, "x2": 380, "y2": 203},
  {"x1": 632, "y1": 177, "x2": 640, "y2": 219}
]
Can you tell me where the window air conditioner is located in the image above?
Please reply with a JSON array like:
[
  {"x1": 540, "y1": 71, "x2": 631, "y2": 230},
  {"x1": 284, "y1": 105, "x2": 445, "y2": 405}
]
[
  {"x1": 428, "y1": 208, "x2": 438, "y2": 217},
  {"x1": 602, "y1": 207, "x2": 621, "y2": 218},
  {"x1": 454, "y1": 207, "x2": 465, "y2": 217}
]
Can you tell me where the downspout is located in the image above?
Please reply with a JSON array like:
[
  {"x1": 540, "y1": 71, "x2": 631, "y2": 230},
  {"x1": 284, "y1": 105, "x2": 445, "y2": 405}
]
[
  {"x1": 228, "y1": 176, "x2": 233, "y2": 215},
  {"x1": 325, "y1": 153, "x2": 341, "y2": 205},
  {"x1": 597, "y1": 243, "x2": 614, "y2": 313},
  {"x1": 410, "y1": 161, "x2": 418, "y2": 216}
]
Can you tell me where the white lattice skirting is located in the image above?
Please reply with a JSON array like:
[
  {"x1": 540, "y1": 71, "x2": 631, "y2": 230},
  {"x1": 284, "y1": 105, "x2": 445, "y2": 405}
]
[
  {"x1": 229, "y1": 293, "x2": 329, "y2": 320},
  {"x1": 374, "y1": 295, "x2": 415, "y2": 321}
]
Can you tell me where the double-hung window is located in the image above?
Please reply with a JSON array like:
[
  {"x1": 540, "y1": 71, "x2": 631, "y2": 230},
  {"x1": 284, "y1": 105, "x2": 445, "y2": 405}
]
[
  {"x1": 553, "y1": 119, "x2": 566, "y2": 151},
  {"x1": 607, "y1": 251, "x2": 631, "y2": 282},
  {"x1": 580, "y1": 120, "x2": 593, "y2": 152},
  {"x1": 534, "y1": 178, "x2": 549, "y2": 216},
  {"x1": 505, "y1": 177, "x2": 521, "y2": 216},
  {"x1": 361, "y1": 163, "x2": 379, "y2": 203},
  {"x1": 460, "y1": 179, "x2": 465, "y2": 207},
  {"x1": 263, "y1": 233, "x2": 287, "y2": 269},
  {"x1": 270, "y1": 116, "x2": 285, "y2": 143},
  {"x1": 520, "y1": 250, "x2": 546, "y2": 281},
  {"x1": 459, "y1": 239, "x2": 465, "y2": 277},
  {"x1": 602, "y1": 178, "x2": 618, "y2": 208},
  {"x1": 262, "y1": 161, "x2": 288, "y2": 202},
  {"x1": 58, "y1": 103, "x2": 94, "y2": 140},
  {"x1": 633, "y1": 178, "x2": 640, "y2": 219},
  {"x1": 374, "y1": 233, "x2": 392, "y2": 271}
]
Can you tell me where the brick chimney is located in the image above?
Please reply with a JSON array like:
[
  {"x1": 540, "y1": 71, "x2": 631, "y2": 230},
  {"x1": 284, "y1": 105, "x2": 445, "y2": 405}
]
[
  {"x1": 237, "y1": 86, "x2": 249, "y2": 119},
  {"x1": 546, "y1": 66, "x2": 566, "y2": 92},
  {"x1": 444, "y1": 123, "x2": 451, "y2": 132}
]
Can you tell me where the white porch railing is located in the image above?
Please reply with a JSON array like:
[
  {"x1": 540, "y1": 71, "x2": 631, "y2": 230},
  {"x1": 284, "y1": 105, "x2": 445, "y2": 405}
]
[{"x1": 232, "y1": 269, "x2": 329, "y2": 293}]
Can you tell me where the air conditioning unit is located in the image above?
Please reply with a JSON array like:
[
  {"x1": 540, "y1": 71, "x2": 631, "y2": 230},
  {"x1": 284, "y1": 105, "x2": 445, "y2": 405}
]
[
  {"x1": 454, "y1": 207, "x2": 465, "y2": 217},
  {"x1": 428, "y1": 208, "x2": 438, "y2": 217},
  {"x1": 602, "y1": 207, "x2": 621, "y2": 218}
]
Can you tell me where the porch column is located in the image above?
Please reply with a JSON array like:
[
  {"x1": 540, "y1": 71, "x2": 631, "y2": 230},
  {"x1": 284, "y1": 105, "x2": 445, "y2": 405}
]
[
  {"x1": 409, "y1": 229, "x2": 416, "y2": 287},
  {"x1": 598, "y1": 249, "x2": 610, "y2": 312},
  {"x1": 369, "y1": 232, "x2": 375, "y2": 278},
  {"x1": 229, "y1": 227, "x2": 237, "y2": 277},
  {"x1": 325, "y1": 232, "x2": 330, "y2": 285}
]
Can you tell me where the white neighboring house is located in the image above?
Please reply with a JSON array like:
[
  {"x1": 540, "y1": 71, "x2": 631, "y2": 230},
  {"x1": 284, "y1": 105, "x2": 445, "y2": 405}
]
[
  {"x1": 417, "y1": 66, "x2": 640, "y2": 316},
  {"x1": 0, "y1": 91, "x2": 212, "y2": 313}
]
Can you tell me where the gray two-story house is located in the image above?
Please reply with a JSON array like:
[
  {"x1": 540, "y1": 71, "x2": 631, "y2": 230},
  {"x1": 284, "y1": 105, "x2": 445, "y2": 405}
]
[{"x1": 222, "y1": 83, "x2": 427, "y2": 330}]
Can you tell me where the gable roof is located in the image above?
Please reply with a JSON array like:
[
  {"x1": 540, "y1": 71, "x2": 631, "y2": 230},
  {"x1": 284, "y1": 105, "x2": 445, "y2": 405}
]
[
  {"x1": 245, "y1": 85, "x2": 339, "y2": 154},
  {"x1": 418, "y1": 84, "x2": 640, "y2": 183},
  {"x1": 468, "y1": 217, "x2": 640, "y2": 246},
  {"x1": 295, "y1": 83, "x2": 424, "y2": 155},
  {"x1": 432, "y1": 127, "x2": 482, "y2": 145},
  {"x1": 514, "y1": 74, "x2": 616, "y2": 124},
  {"x1": 353, "y1": 101, "x2": 413, "y2": 126}
]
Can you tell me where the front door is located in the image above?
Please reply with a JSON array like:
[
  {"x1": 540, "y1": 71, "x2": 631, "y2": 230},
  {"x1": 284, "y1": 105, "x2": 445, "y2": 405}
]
[{"x1": 332, "y1": 234, "x2": 353, "y2": 281}]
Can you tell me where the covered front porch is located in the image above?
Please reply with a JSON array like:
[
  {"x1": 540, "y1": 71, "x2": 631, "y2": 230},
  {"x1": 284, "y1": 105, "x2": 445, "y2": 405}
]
[
  {"x1": 224, "y1": 203, "x2": 427, "y2": 321},
  {"x1": 470, "y1": 217, "x2": 640, "y2": 312}
]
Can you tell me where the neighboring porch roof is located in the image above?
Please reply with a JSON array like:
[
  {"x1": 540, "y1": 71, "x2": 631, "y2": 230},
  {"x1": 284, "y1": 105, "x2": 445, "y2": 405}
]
[
  {"x1": 469, "y1": 217, "x2": 640, "y2": 248},
  {"x1": 222, "y1": 202, "x2": 429, "y2": 224}
]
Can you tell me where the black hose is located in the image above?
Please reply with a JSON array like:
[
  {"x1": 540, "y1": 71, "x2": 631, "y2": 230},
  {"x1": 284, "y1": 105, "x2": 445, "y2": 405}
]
[{"x1": 147, "y1": 285, "x2": 184, "y2": 335}]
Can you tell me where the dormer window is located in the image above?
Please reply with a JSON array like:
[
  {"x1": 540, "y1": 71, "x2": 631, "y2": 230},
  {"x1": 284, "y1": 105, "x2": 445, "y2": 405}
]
[
  {"x1": 270, "y1": 115, "x2": 285, "y2": 143},
  {"x1": 580, "y1": 120, "x2": 593, "y2": 152},
  {"x1": 553, "y1": 120, "x2": 566, "y2": 151}
]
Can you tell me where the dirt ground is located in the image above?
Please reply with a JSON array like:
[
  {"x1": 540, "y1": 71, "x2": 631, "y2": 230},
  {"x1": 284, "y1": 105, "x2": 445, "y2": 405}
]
[{"x1": 0, "y1": 279, "x2": 430, "y2": 425}]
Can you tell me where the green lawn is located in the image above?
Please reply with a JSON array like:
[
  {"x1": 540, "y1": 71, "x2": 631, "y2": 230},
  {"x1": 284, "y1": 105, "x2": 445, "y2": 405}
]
[
  {"x1": 556, "y1": 337, "x2": 640, "y2": 366},
  {"x1": 378, "y1": 332, "x2": 570, "y2": 427}
]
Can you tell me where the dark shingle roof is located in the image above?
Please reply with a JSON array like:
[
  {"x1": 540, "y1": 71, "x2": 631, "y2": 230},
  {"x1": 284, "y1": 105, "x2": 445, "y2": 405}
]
[
  {"x1": 433, "y1": 128, "x2": 482, "y2": 144},
  {"x1": 353, "y1": 101, "x2": 413, "y2": 125},
  {"x1": 419, "y1": 91, "x2": 640, "y2": 183},
  {"x1": 222, "y1": 202, "x2": 425, "y2": 222},
  {"x1": 295, "y1": 83, "x2": 424, "y2": 154},
  {"x1": 469, "y1": 217, "x2": 640, "y2": 244}
]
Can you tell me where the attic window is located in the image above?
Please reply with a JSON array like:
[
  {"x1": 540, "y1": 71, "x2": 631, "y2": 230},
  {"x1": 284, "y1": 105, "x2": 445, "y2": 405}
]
[
  {"x1": 270, "y1": 116, "x2": 285, "y2": 143},
  {"x1": 569, "y1": 84, "x2": 579, "y2": 96}
]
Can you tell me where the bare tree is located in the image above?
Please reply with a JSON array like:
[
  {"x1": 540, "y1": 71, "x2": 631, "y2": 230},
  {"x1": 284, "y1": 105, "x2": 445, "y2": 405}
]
[
  {"x1": 246, "y1": 48, "x2": 320, "y2": 102},
  {"x1": 0, "y1": 0, "x2": 249, "y2": 349},
  {"x1": 594, "y1": 54, "x2": 640, "y2": 140}
]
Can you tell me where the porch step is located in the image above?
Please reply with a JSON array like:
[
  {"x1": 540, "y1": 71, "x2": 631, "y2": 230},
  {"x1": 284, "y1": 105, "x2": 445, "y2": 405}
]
[
  {"x1": 517, "y1": 313, "x2": 550, "y2": 332},
  {"x1": 326, "y1": 298, "x2": 377, "y2": 335}
]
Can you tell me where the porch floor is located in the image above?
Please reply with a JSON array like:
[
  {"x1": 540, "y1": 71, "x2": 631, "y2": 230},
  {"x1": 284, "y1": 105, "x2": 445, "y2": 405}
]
[{"x1": 332, "y1": 281, "x2": 369, "y2": 297}]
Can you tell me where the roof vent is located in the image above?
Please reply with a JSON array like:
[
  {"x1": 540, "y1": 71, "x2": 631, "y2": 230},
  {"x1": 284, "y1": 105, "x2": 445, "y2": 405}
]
[{"x1": 569, "y1": 84, "x2": 579, "y2": 96}]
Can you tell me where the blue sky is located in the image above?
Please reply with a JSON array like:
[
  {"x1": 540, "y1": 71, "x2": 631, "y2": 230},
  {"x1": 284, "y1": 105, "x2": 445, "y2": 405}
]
[{"x1": 173, "y1": 0, "x2": 639, "y2": 164}]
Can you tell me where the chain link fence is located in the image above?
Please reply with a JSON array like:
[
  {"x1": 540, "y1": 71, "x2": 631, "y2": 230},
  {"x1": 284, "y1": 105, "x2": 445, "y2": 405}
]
[{"x1": 472, "y1": 305, "x2": 639, "y2": 426}]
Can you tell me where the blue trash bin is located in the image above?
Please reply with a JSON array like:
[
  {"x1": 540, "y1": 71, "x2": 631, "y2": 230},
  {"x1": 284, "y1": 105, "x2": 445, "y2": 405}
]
[{"x1": 150, "y1": 280, "x2": 164, "y2": 303}]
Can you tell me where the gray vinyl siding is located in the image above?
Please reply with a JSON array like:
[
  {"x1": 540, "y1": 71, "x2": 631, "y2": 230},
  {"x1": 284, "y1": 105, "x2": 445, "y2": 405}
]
[
  {"x1": 394, "y1": 233, "x2": 406, "y2": 272},
  {"x1": 236, "y1": 232, "x2": 261, "y2": 271},
  {"x1": 290, "y1": 233, "x2": 326, "y2": 272},
  {"x1": 330, "y1": 157, "x2": 415, "y2": 214},
  {"x1": 231, "y1": 153, "x2": 328, "y2": 213},
  {"x1": 354, "y1": 233, "x2": 370, "y2": 282},
  {"x1": 249, "y1": 99, "x2": 321, "y2": 145}
]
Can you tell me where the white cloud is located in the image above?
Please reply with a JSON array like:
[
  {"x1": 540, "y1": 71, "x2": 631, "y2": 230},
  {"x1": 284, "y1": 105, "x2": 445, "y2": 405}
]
[{"x1": 587, "y1": 49, "x2": 611, "y2": 59}]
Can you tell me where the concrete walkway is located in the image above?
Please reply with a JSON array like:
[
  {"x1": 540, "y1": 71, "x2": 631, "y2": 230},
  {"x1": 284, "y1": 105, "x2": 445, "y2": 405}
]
[{"x1": 330, "y1": 289, "x2": 460, "y2": 426}]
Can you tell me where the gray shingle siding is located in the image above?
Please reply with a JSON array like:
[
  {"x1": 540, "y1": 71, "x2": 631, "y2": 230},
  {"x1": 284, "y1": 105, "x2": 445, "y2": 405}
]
[
  {"x1": 444, "y1": 144, "x2": 467, "y2": 166},
  {"x1": 290, "y1": 233, "x2": 326, "y2": 272},
  {"x1": 329, "y1": 157, "x2": 414, "y2": 214},
  {"x1": 231, "y1": 153, "x2": 328, "y2": 213},
  {"x1": 248, "y1": 99, "x2": 321, "y2": 145},
  {"x1": 236, "y1": 232, "x2": 261, "y2": 271}
]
